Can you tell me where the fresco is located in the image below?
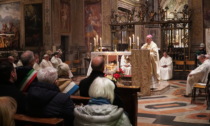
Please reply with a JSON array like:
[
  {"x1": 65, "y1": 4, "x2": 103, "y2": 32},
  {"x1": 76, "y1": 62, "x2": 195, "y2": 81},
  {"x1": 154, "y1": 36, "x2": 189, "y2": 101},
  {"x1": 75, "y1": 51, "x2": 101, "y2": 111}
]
[
  {"x1": 85, "y1": 1, "x2": 101, "y2": 52},
  {"x1": 0, "y1": 2, "x2": 20, "y2": 49},
  {"x1": 204, "y1": 0, "x2": 210, "y2": 28},
  {"x1": 60, "y1": 0, "x2": 70, "y2": 33},
  {"x1": 24, "y1": 4, "x2": 43, "y2": 47}
]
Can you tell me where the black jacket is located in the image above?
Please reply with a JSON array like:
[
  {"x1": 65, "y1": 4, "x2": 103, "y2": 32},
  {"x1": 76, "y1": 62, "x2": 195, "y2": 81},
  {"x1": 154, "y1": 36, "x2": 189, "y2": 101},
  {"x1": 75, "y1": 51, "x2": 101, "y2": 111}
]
[
  {"x1": 79, "y1": 70, "x2": 124, "y2": 108},
  {"x1": 26, "y1": 82, "x2": 75, "y2": 126},
  {"x1": 0, "y1": 81, "x2": 26, "y2": 113}
]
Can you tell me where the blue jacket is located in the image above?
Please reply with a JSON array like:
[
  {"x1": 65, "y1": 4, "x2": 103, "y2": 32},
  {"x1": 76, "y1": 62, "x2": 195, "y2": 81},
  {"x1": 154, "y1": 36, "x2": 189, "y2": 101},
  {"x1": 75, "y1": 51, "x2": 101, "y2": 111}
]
[{"x1": 26, "y1": 82, "x2": 75, "y2": 126}]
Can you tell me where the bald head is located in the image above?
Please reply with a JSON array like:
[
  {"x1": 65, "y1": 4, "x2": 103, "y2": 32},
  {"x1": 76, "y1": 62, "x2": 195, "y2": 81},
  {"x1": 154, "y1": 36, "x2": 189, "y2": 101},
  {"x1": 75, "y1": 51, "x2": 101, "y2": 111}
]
[{"x1": 91, "y1": 56, "x2": 104, "y2": 72}]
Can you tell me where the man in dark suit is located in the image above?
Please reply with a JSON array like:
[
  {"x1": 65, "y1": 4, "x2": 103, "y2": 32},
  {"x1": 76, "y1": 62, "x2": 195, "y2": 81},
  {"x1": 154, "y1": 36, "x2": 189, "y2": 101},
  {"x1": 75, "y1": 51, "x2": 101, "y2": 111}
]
[
  {"x1": 79, "y1": 56, "x2": 124, "y2": 108},
  {"x1": 0, "y1": 61, "x2": 26, "y2": 113}
]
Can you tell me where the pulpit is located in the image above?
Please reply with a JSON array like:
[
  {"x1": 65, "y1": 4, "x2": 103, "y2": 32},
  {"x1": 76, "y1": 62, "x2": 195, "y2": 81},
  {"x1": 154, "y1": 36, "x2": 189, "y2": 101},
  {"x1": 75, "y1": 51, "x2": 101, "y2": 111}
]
[{"x1": 131, "y1": 49, "x2": 152, "y2": 96}]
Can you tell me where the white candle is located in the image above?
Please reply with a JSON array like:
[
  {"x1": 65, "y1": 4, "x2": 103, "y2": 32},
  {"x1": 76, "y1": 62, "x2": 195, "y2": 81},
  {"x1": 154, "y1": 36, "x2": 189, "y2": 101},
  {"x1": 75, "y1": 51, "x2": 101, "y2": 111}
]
[
  {"x1": 100, "y1": 37, "x2": 102, "y2": 47},
  {"x1": 129, "y1": 37, "x2": 131, "y2": 46},
  {"x1": 137, "y1": 36, "x2": 139, "y2": 46},
  {"x1": 96, "y1": 35, "x2": 98, "y2": 46},
  {"x1": 132, "y1": 34, "x2": 135, "y2": 42},
  {"x1": 94, "y1": 37, "x2": 96, "y2": 46}
]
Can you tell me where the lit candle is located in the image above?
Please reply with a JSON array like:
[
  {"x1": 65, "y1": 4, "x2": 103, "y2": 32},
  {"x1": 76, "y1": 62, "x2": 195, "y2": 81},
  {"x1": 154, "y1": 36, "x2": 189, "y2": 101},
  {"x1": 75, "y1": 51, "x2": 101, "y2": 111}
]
[
  {"x1": 129, "y1": 37, "x2": 131, "y2": 46},
  {"x1": 94, "y1": 37, "x2": 96, "y2": 46},
  {"x1": 137, "y1": 36, "x2": 139, "y2": 46},
  {"x1": 100, "y1": 37, "x2": 102, "y2": 47},
  {"x1": 96, "y1": 35, "x2": 98, "y2": 46},
  {"x1": 132, "y1": 34, "x2": 135, "y2": 42}
]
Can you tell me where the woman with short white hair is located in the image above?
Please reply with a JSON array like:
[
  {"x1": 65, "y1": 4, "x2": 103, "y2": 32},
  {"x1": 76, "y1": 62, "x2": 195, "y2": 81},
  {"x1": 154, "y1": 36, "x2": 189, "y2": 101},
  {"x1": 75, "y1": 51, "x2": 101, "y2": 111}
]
[
  {"x1": 74, "y1": 77, "x2": 131, "y2": 126},
  {"x1": 57, "y1": 63, "x2": 78, "y2": 95}
]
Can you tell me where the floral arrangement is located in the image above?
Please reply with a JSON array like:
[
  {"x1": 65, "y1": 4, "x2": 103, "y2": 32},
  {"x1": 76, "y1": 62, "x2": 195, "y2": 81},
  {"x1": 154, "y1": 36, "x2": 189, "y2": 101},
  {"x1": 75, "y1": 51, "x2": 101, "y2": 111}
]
[{"x1": 105, "y1": 68, "x2": 124, "y2": 82}]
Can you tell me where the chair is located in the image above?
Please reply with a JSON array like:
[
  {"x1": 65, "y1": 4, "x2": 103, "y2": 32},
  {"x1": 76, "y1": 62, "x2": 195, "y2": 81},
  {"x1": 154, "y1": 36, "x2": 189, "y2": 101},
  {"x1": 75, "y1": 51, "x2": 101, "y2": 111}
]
[
  {"x1": 191, "y1": 73, "x2": 210, "y2": 103},
  {"x1": 174, "y1": 60, "x2": 185, "y2": 71},
  {"x1": 72, "y1": 60, "x2": 83, "y2": 75},
  {"x1": 185, "y1": 60, "x2": 195, "y2": 71}
]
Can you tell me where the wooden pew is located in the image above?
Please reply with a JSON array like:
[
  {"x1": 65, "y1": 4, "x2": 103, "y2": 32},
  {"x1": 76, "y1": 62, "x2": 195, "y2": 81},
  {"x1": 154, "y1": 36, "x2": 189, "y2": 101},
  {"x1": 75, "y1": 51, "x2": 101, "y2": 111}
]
[
  {"x1": 71, "y1": 85, "x2": 140, "y2": 126},
  {"x1": 117, "y1": 85, "x2": 140, "y2": 126},
  {"x1": 14, "y1": 114, "x2": 64, "y2": 126}
]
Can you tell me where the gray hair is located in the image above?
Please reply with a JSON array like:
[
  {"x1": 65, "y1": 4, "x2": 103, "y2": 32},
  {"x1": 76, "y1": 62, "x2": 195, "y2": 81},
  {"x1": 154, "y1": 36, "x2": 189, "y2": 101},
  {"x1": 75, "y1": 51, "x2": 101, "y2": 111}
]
[
  {"x1": 89, "y1": 77, "x2": 115, "y2": 104},
  {"x1": 37, "y1": 67, "x2": 58, "y2": 84},
  {"x1": 20, "y1": 50, "x2": 35, "y2": 66},
  {"x1": 57, "y1": 63, "x2": 70, "y2": 77}
]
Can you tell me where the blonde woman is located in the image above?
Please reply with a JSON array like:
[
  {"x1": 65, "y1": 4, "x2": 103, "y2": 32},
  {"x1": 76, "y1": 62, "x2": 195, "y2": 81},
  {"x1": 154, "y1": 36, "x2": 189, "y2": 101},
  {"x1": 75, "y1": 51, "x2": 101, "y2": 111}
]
[{"x1": 0, "y1": 96, "x2": 17, "y2": 126}]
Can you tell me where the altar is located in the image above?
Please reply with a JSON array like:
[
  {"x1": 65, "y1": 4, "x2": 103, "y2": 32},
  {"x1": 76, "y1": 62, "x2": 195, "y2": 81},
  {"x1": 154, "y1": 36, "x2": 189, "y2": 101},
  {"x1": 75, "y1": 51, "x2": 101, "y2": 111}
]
[
  {"x1": 87, "y1": 51, "x2": 131, "y2": 76},
  {"x1": 87, "y1": 50, "x2": 153, "y2": 96}
]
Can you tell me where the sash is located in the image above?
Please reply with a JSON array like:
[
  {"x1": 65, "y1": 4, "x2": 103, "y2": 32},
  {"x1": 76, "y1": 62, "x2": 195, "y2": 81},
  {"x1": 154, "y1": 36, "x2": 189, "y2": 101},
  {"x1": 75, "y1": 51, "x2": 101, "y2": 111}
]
[{"x1": 20, "y1": 69, "x2": 37, "y2": 92}]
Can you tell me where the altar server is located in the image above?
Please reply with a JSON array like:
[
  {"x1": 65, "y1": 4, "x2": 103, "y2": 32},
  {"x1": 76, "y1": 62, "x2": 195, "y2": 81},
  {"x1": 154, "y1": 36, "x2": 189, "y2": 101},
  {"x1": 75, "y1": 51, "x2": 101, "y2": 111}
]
[
  {"x1": 141, "y1": 34, "x2": 160, "y2": 89},
  {"x1": 185, "y1": 54, "x2": 210, "y2": 96},
  {"x1": 120, "y1": 55, "x2": 131, "y2": 75},
  {"x1": 40, "y1": 54, "x2": 53, "y2": 69},
  {"x1": 160, "y1": 51, "x2": 173, "y2": 80}
]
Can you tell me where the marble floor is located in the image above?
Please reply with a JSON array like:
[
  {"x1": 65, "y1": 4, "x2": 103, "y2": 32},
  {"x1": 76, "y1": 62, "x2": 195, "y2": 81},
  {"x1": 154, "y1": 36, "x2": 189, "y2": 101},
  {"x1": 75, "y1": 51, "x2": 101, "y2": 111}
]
[{"x1": 138, "y1": 80, "x2": 210, "y2": 126}]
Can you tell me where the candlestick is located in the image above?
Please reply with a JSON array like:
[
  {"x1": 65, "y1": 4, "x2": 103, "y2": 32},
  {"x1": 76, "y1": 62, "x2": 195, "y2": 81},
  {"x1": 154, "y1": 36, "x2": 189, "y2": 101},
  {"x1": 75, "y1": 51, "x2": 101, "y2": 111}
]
[
  {"x1": 137, "y1": 36, "x2": 139, "y2": 49},
  {"x1": 132, "y1": 34, "x2": 135, "y2": 43},
  {"x1": 100, "y1": 37, "x2": 102, "y2": 52},
  {"x1": 96, "y1": 35, "x2": 98, "y2": 46},
  {"x1": 129, "y1": 37, "x2": 131, "y2": 51}
]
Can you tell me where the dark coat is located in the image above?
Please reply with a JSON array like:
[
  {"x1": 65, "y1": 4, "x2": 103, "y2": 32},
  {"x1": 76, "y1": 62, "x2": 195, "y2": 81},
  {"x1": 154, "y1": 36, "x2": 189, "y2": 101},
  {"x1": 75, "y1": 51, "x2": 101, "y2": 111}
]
[
  {"x1": 0, "y1": 81, "x2": 26, "y2": 113},
  {"x1": 26, "y1": 82, "x2": 75, "y2": 126},
  {"x1": 79, "y1": 70, "x2": 124, "y2": 108}
]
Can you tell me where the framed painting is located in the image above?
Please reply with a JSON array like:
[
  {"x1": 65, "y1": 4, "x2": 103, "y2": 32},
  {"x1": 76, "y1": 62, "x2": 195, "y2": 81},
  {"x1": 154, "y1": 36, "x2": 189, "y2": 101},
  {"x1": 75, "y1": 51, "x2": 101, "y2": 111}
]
[
  {"x1": 60, "y1": 0, "x2": 71, "y2": 33},
  {"x1": 0, "y1": 2, "x2": 21, "y2": 49},
  {"x1": 24, "y1": 3, "x2": 43, "y2": 47},
  {"x1": 203, "y1": 0, "x2": 210, "y2": 28},
  {"x1": 84, "y1": 0, "x2": 102, "y2": 52}
]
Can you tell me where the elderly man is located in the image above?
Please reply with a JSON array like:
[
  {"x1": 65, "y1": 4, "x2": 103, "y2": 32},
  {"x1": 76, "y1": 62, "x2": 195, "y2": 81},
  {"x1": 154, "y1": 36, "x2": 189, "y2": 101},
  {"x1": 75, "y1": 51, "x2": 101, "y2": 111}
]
[
  {"x1": 26, "y1": 67, "x2": 75, "y2": 126},
  {"x1": 16, "y1": 50, "x2": 38, "y2": 92},
  {"x1": 141, "y1": 34, "x2": 160, "y2": 89},
  {"x1": 8, "y1": 56, "x2": 16, "y2": 68},
  {"x1": 185, "y1": 54, "x2": 210, "y2": 96},
  {"x1": 40, "y1": 54, "x2": 53, "y2": 69},
  {"x1": 79, "y1": 56, "x2": 124, "y2": 108},
  {"x1": 160, "y1": 51, "x2": 173, "y2": 80}
]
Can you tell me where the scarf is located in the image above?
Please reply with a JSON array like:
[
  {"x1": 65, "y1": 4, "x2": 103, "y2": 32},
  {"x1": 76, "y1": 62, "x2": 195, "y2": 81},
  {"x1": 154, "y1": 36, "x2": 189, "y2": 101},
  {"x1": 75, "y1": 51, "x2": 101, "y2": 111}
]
[{"x1": 88, "y1": 98, "x2": 111, "y2": 105}]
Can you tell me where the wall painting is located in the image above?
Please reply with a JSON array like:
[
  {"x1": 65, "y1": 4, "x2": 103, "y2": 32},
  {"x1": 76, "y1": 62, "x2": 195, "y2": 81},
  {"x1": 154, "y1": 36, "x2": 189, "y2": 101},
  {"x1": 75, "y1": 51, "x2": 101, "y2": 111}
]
[
  {"x1": 24, "y1": 3, "x2": 43, "y2": 47},
  {"x1": 0, "y1": 2, "x2": 20, "y2": 49}
]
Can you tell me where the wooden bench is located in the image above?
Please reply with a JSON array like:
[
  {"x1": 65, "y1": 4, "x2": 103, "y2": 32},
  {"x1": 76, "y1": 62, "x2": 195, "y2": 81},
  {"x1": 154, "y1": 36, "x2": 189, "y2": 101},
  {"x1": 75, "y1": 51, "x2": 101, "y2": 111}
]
[
  {"x1": 71, "y1": 85, "x2": 140, "y2": 126},
  {"x1": 14, "y1": 114, "x2": 64, "y2": 126}
]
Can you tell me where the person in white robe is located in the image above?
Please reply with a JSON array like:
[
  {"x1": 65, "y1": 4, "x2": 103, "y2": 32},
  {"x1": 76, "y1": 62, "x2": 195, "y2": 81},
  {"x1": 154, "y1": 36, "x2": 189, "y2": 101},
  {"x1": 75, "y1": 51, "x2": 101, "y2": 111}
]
[
  {"x1": 141, "y1": 34, "x2": 160, "y2": 89},
  {"x1": 51, "y1": 52, "x2": 63, "y2": 69},
  {"x1": 185, "y1": 54, "x2": 210, "y2": 96},
  {"x1": 40, "y1": 54, "x2": 53, "y2": 69},
  {"x1": 160, "y1": 51, "x2": 173, "y2": 80},
  {"x1": 33, "y1": 53, "x2": 40, "y2": 71},
  {"x1": 120, "y1": 55, "x2": 131, "y2": 75}
]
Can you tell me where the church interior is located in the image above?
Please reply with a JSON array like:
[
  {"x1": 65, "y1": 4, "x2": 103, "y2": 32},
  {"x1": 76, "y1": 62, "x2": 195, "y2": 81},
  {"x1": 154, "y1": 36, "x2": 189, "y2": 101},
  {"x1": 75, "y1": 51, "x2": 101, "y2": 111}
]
[{"x1": 0, "y1": 0, "x2": 210, "y2": 126}]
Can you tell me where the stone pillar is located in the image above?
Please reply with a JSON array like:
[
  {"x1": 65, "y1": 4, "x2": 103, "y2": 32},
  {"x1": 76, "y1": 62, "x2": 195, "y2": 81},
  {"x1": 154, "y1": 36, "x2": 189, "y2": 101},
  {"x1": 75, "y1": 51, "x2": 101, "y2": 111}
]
[
  {"x1": 102, "y1": 0, "x2": 111, "y2": 46},
  {"x1": 189, "y1": 0, "x2": 204, "y2": 55}
]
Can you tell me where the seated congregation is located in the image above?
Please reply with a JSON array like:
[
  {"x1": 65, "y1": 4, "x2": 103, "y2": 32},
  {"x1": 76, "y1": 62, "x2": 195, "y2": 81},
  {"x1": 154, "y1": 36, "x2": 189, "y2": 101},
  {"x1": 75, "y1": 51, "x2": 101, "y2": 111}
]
[{"x1": 0, "y1": 50, "x2": 132, "y2": 126}]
